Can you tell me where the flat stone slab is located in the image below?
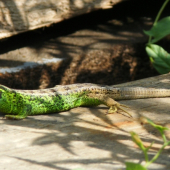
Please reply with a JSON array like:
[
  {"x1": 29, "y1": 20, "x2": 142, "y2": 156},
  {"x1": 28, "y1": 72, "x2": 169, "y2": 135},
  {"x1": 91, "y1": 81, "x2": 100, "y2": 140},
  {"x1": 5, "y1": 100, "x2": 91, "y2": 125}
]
[{"x1": 1, "y1": 74, "x2": 170, "y2": 170}]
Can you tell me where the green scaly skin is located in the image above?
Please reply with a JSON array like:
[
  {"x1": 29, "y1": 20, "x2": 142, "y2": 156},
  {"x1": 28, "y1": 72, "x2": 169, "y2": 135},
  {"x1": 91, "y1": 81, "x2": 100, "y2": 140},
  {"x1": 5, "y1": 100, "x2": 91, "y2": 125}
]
[
  {"x1": 1, "y1": 83, "x2": 170, "y2": 120},
  {"x1": 0, "y1": 84, "x2": 102, "y2": 119}
]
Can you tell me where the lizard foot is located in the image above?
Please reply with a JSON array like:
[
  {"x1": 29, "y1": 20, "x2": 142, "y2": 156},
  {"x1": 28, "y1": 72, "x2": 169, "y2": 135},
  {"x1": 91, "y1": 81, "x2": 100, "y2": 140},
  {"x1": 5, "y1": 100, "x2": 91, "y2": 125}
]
[
  {"x1": 98, "y1": 95, "x2": 133, "y2": 118},
  {"x1": 107, "y1": 102, "x2": 132, "y2": 118},
  {"x1": 5, "y1": 115, "x2": 27, "y2": 120}
]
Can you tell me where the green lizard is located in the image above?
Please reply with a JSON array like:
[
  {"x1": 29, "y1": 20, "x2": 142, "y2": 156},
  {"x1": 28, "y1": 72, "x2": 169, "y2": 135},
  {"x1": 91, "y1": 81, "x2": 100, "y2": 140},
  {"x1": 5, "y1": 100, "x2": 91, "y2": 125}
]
[{"x1": 1, "y1": 83, "x2": 170, "y2": 120}]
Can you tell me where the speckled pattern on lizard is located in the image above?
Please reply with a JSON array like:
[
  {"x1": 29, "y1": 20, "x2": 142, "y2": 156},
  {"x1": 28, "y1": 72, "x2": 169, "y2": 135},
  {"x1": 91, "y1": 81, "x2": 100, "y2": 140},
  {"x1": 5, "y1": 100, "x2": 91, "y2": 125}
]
[{"x1": 1, "y1": 83, "x2": 170, "y2": 119}]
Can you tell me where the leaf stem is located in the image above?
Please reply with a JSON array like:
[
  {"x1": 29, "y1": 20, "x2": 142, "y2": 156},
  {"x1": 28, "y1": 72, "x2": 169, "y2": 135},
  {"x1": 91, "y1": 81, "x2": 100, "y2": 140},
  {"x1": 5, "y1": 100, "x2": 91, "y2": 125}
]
[
  {"x1": 143, "y1": 150, "x2": 149, "y2": 162},
  {"x1": 148, "y1": 0, "x2": 170, "y2": 43},
  {"x1": 145, "y1": 141, "x2": 170, "y2": 168}
]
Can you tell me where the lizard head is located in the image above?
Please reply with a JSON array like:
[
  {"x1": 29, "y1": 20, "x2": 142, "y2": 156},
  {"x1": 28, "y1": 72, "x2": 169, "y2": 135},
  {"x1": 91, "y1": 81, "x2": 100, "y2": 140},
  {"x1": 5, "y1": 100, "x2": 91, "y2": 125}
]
[{"x1": 0, "y1": 85, "x2": 13, "y2": 113}]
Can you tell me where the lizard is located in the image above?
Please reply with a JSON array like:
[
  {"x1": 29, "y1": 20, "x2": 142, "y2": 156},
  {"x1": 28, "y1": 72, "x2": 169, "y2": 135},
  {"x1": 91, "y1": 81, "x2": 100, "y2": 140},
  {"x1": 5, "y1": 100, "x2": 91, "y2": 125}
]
[{"x1": 1, "y1": 83, "x2": 170, "y2": 120}]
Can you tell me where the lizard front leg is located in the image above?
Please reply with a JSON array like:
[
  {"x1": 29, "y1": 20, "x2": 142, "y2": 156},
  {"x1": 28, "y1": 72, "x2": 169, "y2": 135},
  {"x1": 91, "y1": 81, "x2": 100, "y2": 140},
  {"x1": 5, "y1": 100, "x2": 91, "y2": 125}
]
[
  {"x1": 5, "y1": 104, "x2": 32, "y2": 120},
  {"x1": 5, "y1": 114, "x2": 27, "y2": 120}
]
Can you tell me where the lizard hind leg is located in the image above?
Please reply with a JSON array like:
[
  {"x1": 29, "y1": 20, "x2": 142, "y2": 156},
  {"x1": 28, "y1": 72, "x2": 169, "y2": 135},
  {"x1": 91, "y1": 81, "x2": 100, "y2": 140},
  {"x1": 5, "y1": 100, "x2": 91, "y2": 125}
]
[
  {"x1": 100, "y1": 95, "x2": 132, "y2": 118},
  {"x1": 108, "y1": 104, "x2": 132, "y2": 118}
]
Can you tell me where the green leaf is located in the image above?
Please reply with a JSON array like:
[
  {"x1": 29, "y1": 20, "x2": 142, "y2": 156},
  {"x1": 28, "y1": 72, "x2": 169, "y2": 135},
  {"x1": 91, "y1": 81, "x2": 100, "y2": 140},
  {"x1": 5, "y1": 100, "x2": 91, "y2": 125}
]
[
  {"x1": 146, "y1": 118, "x2": 170, "y2": 134},
  {"x1": 126, "y1": 162, "x2": 148, "y2": 170},
  {"x1": 146, "y1": 44, "x2": 170, "y2": 74},
  {"x1": 144, "y1": 16, "x2": 170, "y2": 43}
]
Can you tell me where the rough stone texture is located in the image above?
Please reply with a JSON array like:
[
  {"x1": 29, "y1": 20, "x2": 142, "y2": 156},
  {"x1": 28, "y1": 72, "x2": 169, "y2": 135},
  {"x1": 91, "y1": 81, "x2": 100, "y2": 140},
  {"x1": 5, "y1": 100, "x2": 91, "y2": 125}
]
[
  {"x1": 1, "y1": 74, "x2": 170, "y2": 170},
  {"x1": 0, "y1": 0, "x2": 122, "y2": 39}
]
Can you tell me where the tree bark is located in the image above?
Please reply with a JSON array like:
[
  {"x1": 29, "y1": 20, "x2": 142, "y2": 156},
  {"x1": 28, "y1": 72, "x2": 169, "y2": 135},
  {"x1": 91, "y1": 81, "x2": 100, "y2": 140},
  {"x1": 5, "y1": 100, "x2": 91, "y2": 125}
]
[{"x1": 0, "y1": 0, "x2": 123, "y2": 39}]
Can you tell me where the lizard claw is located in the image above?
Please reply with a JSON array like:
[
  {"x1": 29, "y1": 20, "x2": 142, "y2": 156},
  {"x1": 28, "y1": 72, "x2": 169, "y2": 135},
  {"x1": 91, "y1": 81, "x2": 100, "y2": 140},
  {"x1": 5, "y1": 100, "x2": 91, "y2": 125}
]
[
  {"x1": 118, "y1": 105, "x2": 132, "y2": 118},
  {"x1": 107, "y1": 103, "x2": 132, "y2": 118},
  {"x1": 119, "y1": 104, "x2": 130, "y2": 108}
]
